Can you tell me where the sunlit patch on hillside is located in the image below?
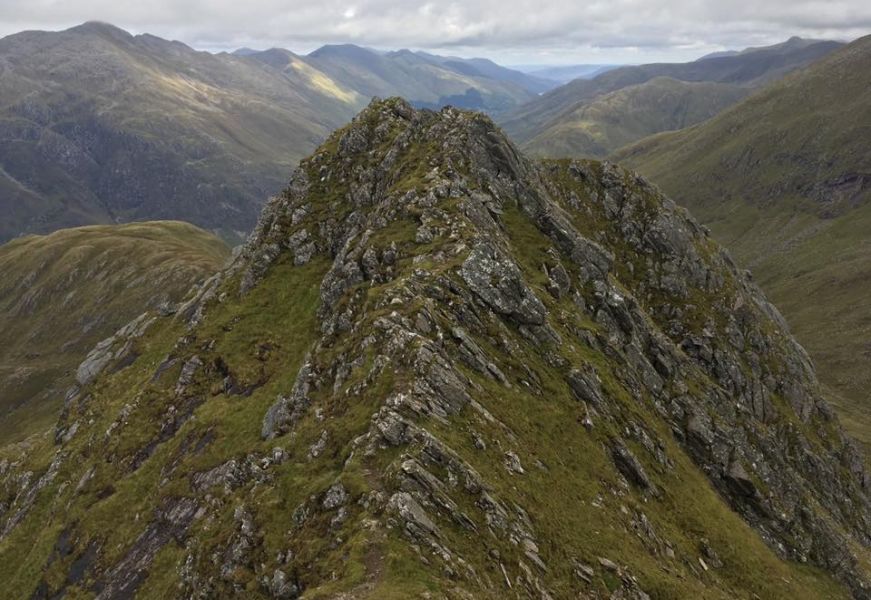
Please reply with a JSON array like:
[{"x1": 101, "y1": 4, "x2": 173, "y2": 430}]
[
  {"x1": 290, "y1": 59, "x2": 361, "y2": 104},
  {"x1": 152, "y1": 72, "x2": 229, "y2": 111}
]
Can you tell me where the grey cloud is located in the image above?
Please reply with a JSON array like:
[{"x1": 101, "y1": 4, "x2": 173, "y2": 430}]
[{"x1": 0, "y1": 0, "x2": 868, "y2": 63}]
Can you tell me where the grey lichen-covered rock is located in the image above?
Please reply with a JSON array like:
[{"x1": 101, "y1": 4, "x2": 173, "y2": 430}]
[
  {"x1": 175, "y1": 355, "x2": 203, "y2": 397},
  {"x1": 6, "y1": 98, "x2": 871, "y2": 600},
  {"x1": 566, "y1": 366, "x2": 606, "y2": 408},
  {"x1": 387, "y1": 491, "x2": 440, "y2": 538},
  {"x1": 262, "y1": 357, "x2": 314, "y2": 439},
  {"x1": 504, "y1": 451, "x2": 525, "y2": 475},
  {"x1": 611, "y1": 441, "x2": 658, "y2": 495},
  {"x1": 460, "y1": 241, "x2": 547, "y2": 326},
  {"x1": 75, "y1": 313, "x2": 154, "y2": 386},
  {"x1": 321, "y1": 483, "x2": 348, "y2": 511},
  {"x1": 269, "y1": 569, "x2": 299, "y2": 599}
]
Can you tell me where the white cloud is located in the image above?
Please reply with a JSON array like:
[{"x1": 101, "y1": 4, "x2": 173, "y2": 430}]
[{"x1": 0, "y1": 0, "x2": 868, "y2": 64}]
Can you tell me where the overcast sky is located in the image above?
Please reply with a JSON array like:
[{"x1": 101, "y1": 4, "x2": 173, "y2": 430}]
[{"x1": 0, "y1": 0, "x2": 869, "y2": 65}]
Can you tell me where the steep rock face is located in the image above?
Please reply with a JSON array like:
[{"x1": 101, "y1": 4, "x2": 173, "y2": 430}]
[
  {"x1": 612, "y1": 34, "x2": 871, "y2": 451},
  {"x1": 1, "y1": 99, "x2": 870, "y2": 599}
]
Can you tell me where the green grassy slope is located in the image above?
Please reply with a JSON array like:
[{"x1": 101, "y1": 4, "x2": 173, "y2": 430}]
[
  {"x1": 0, "y1": 221, "x2": 229, "y2": 444},
  {"x1": 500, "y1": 37, "x2": 842, "y2": 157},
  {"x1": 614, "y1": 34, "x2": 871, "y2": 448},
  {"x1": 521, "y1": 77, "x2": 751, "y2": 158}
]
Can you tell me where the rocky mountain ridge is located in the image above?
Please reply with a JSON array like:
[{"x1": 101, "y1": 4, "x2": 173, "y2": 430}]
[
  {"x1": 1, "y1": 99, "x2": 869, "y2": 599},
  {"x1": 613, "y1": 33, "x2": 871, "y2": 450}
]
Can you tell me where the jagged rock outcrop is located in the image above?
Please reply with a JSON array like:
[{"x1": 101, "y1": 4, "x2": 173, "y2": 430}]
[
  {"x1": 75, "y1": 313, "x2": 156, "y2": 387},
  {"x1": 2, "y1": 98, "x2": 870, "y2": 599}
]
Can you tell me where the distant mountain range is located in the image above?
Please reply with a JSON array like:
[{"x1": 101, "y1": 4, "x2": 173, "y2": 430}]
[
  {"x1": 614, "y1": 33, "x2": 871, "y2": 448},
  {"x1": 0, "y1": 23, "x2": 853, "y2": 252},
  {"x1": 0, "y1": 22, "x2": 548, "y2": 243},
  {"x1": 515, "y1": 76, "x2": 752, "y2": 158},
  {"x1": 499, "y1": 36, "x2": 843, "y2": 158},
  {"x1": 251, "y1": 44, "x2": 551, "y2": 111},
  {"x1": 0, "y1": 22, "x2": 359, "y2": 243}
]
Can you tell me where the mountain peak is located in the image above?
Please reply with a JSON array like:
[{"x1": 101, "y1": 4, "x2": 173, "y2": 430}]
[
  {"x1": 67, "y1": 21, "x2": 132, "y2": 40},
  {"x1": 243, "y1": 47, "x2": 300, "y2": 68},
  {"x1": 3, "y1": 98, "x2": 871, "y2": 598},
  {"x1": 308, "y1": 43, "x2": 377, "y2": 60},
  {"x1": 230, "y1": 97, "x2": 871, "y2": 594},
  {"x1": 738, "y1": 35, "x2": 838, "y2": 56},
  {"x1": 388, "y1": 48, "x2": 417, "y2": 57},
  {"x1": 240, "y1": 96, "x2": 531, "y2": 271}
]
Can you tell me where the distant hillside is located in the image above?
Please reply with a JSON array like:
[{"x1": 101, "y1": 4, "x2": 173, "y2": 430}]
[
  {"x1": 244, "y1": 45, "x2": 553, "y2": 107},
  {"x1": 298, "y1": 45, "x2": 544, "y2": 112},
  {"x1": 698, "y1": 50, "x2": 740, "y2": 60},
  {"x1": 521, "y1": 77, "x2": 751, "y2": 157},
  {"x1": 0, "y1": 22, "x2": 363, "y2": 243},
  {"x1": 614, "y1": 34, "x2": 871, "y2": 448},
  {"x1": 0, "y1": 23, "x2": 551, "y2": 243},
  {"x1": 500, "y1": 37, "x2": 842, "y2": 157},
  {"x1": 0, "y1": 221, "x2": 228, "y2": 443},
  {"x1": 413, "y1": 51, "x2": 556, "y2": 93}
]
